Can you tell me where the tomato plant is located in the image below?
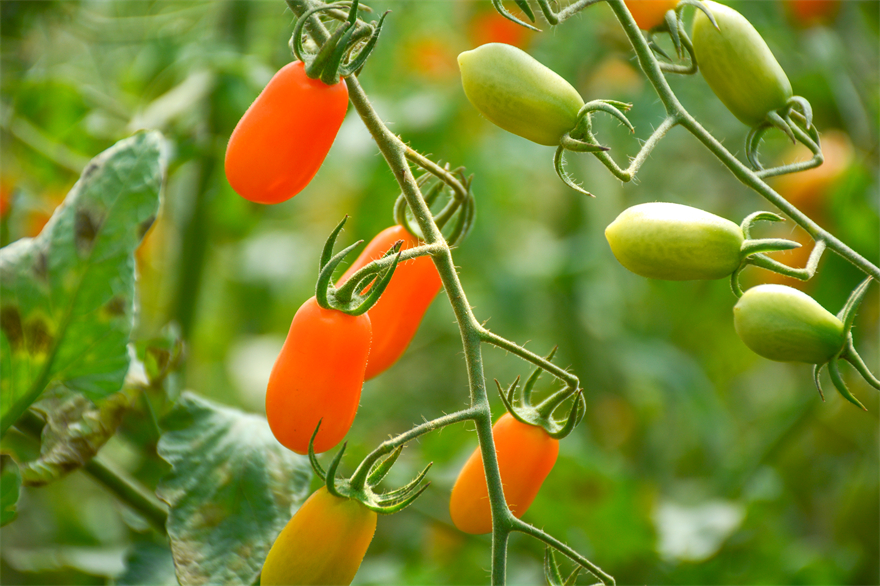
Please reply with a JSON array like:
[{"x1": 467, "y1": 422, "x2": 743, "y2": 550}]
[
  {"x1": 692, "y1": 1, "x2": 792, "y2": 126},
  {"x1": 458, "y1": 43, "x2": 584, "y2": 146},
  {"x1": 733, "y1": 284, "x2": 845, "y2": 364},
  {"x1": 339, "y1": 225, "x2": 442, "y2": 380},
  {"x1": 225, "y1": 61, "x2": 349, "y2": 204},
  {"x1": 265, "y1": 296, "x2": 371, "y2": 454},
  {"x1": 605, "y1": 202, "x2": 745, "y2": 281},
  {"x1": 449, "y1": 413, "x2": 559, "y2": 535},
  {"x1": 261, "y1": 486, "x2": 377, "y2": 586}
]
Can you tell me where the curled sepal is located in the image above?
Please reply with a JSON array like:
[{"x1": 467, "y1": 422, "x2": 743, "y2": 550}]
[
  {"x1": 748, "y1": 109, "x2": 822, "y2": 179},
  {"x1": 315, "y1": 216, "x2": 403, "y2": 315},
  {"x1": 740, "y1": 210, "x2": 785, "y2": 238},
  {"x1": 842, "y1": 338, "x2": 880, "y2": 391},
  {"x1": 828, "y1": 356, "x2": 866, "y2": 411},
  {"x1": 365, "y1": 445, "x2": 403, "y2": 486},
  {"x1": 495, "y1": 350, "x2": 586, "y2": 439},
  {"x1": 554, "y1": 146, "x2": 594, "y2": 197},
  {"x1": 812, "y1": 363, "x2": 826, "y2": 402},
  {"x1": 678, "y1": 0, "x2": 717, "y2": 29},
  {"x1": 324, "y1": 441, "x2": 349, "y2": 498},
  {"x1": 574, "y1": 100, "x2": 635, "y2": 134},
  {"x1": 491, "y1": 0, "x2": 541, "y2": 31},
  {"x1": 544, "y1": 547, "x2": 583, "y2": 586},
  {"x1": 837, "y1": 277, "x2": 872, "y2": 334},
  {"x1": 740, "y1": 238, "x2": 801, "y2": 258},
  {"x1": 308, "y1": 420, "x2": 328, "y2": 481},
  {"x1": 291, "y1": 0, "x2": 388, "y2": 84}
]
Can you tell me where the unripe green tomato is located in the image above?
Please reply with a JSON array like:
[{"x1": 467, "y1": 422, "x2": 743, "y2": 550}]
[
  {"x1": 692, "y1": 1, "x2": 792, "y2": 126},
  {"x1": 261, "y1": 487, "x2": 377, "y2": 586},
  {"x1": 458, "y1": 43, "x2": 585, "y2": 146},
  {"x1": 733, "y1": 284, "x2": 845, "y2": 364},
  {"x1": 605, "y1": 202, "x2": 744, "y2": 280}
]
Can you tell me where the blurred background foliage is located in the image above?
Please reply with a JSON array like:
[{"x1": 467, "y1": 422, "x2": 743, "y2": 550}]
[{"x1": 1, "y1": 0, "x2": 878, "y2": 584}]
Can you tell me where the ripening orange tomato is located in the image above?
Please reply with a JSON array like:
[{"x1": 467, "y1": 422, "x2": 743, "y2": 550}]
[
  {"x1": 469, "y1": 9, "x2": 531, "y2": 49},
  {"x1": 338, "y1": 225, "x2": 442, "y2": 380},
  {"x1": 449, "y1": 413, "x2": 559, "y2": 535},
  {"x1": 624, "y1": 0, "x2": 678, "y2": 30},
  {"x1": 266, "y1": 296, "x2": 371, "y2": 454},
  {"x1": 261, "y1": 487, "x2": 377, "y2": 586},
  {"x1": 225, "y1": 61, "x2": 349, "y2": 204},
  {"x1": 783, "y1": 0, "x2": 840, "y2": 27}
]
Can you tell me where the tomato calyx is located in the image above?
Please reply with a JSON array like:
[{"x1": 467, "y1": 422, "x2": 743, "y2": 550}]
[
  {"x1": 555, "y1": 100, "x2": 634, "y2": 197},
  {"x1": 307, "y1": 421, "x2": 433, "y2": 514},
  {"x1": 544, "y1": 547, "x2": 583, "y2": 586},
  {"x1": 497, "y1": 348, "x2": 586, "y2": 440},
  {"x1": 642, "y1": 0, "x2": 716, "y2": 76},
  {"x1": 730, "y1": 211, "x2": 813, "y2": 296},
  {"x1": 746, "y1": 106, "x2": 821, "y2": 181},
  {"x1": 316, "y1": 216, "x2": 402, "y2": 315},
  {"x1": 290, "y1": 0, "x2": 389, "y2": 85},
  {"x1": 393, "y1": 169, "x2": 476, "y2": 247}
]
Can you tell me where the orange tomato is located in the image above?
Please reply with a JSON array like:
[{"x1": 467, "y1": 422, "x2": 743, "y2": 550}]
[
  {"x1": 771, "y1": 130, "x2": 854, "y2": 219},
  {"x1": 225, "y1": 61, "x2": 349, "y2": 204},
  {"x1": 338, "y1": 225, "x2": 442, "y2": 380},
  {"x1": 261, "y1": 487, "x2": 377, "y2": 586},
  {"x1": 624, "y1": 0, "x2": 678, "y2": 30},
  {"x1": 449, "y1": 413, "x2": 559, "y2": 535},
  {"x1": 469, "y1": 10, "x2": 531, "y2": 49},
  {"x1": 782, "y1": 0, "x2": 840, "y2": 27},
  {"x1": 266, "y1": 296, "x2": 371, "y2": 454}
]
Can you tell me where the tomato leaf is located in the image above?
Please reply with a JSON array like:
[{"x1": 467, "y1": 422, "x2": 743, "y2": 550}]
[
  {"x1": 111, "y1": 541, "x2": 178, "y2": 586},
  {"x1": 0, "y1": 131, "x2": 165, "y2": 437},
  {"x1": 157, "y1": 393, "x2": 312, "y2": 586},
  {"x1": 1, "y1": 455, "x2": 21, "y2": 527}
]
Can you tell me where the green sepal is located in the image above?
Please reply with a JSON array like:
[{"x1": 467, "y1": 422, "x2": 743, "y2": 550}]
[
  {"x1": 740, "y1": 238, "x2": 801, "y2": 257},
  {"x1": 837, "y1": 277, "x2": 872, "y2": 334},
  {"x1": 491, "y1": 0, "x2": 541, "y2": 31},
  {"x1": 544, "y1": 547, "x2": 582, "y2": 586},
  {"x1": 828, "y1": 356, "x2": 866, "y2": 411}
]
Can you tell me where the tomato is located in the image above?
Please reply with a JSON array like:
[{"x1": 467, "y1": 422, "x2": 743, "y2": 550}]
[
  {"x1": 338, "y1": 225, "x2": 442, "y2": 380},
  {"x1": 261, "y1": 487, "x2": 377, "y2": 586},
  {"x1": 265, "y1": 296, "x2": 371, "y2": 455},
  {"x1": 225, "y1": 61, "x2": 349, "y2": 204},
  {"x1": 449, "y1": 413, "x2": 559, "y2": 535},
  {"x1": 624, "y1": 0, "x2": 678, "y2": 30},
  {"x1": 733, "y1": 284, "x2": 845, "y2": 363},
  {"x1": 783, "y1": 0, "x2": 840, "y2": 27},
  {"x1": 458, "y1": 43, "x2": 584, "y2": 147},
  {"x1": 692, "y1": 1, "x2": 792, "y2": 126},
  {"x1": 771, "y1": 130, "x2": 854, "y2": 217},
  {"x1": 469, "y1": 9, "x2": 531, "y2": 49},
  {"x1": 605, "y1": 202, "x2": 744, "y2": 280}
]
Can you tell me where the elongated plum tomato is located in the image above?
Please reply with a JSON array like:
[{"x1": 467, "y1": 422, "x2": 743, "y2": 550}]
[
  {"x1": 605, "y1": 202, "x2": 744, "y2": 281},
  {"x1": 261, "y1": 487, "x2": 377, "y2": 586},
  {"x1": 225, "y1": 61, "x2": 348, "y2": 204},
  {"x1": 692, "y1": 1, "x2": 792, "y2": 126},
  {"x1": 338, "y1": 226, "x2": 442, "y2": 380},
  {"x1": 265, "y1": 296, "x2": 371, "y2": 455},
  {"x1": 458, "y1": 43, "x2": 584, "y2": 147},
  {"x1": 733, "y1": 284, "x2": 845, "y2": 363},
  {"x1": 449, "y1": 413, "x2": 559, "y2": 535},
  {"x1": 624, "y1": 0, "x2": 678, "y2": 30}
]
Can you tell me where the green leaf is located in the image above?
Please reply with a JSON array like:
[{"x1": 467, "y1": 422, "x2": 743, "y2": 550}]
[
  {"x1": 0, "y1": 131, "x2": 165, "y2": 437},
  {"x1": 20, "y1": 389, "x2": 138, "y2": 486},
  {"x1": 157, "y1": 393, "x2": 312, "y2": 586},
  {"x1": 1, "y1": 455, "x2": 21, "y2": 526},
  {"x1": 112, "y1": 541, "x2": 178, "y2": 586}
]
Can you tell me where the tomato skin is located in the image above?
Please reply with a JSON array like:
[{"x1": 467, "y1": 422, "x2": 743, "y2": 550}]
[
  {"x1": 339, "y1": 226, "x2": 442, "y2": 380},
  {"x1": 783, "y1": 0, "x2": 840, "y2": 27},
  {"x1": 449, "y1": 413, "x2": 559, "y2": 535},
  {"x1": 693, "y1": 1, "x2": 792, "y2": 126},
  {"x1": 458, "y1": 43, "x2": 585, "y2": 147},
  {"x1": 261, "y1": 487, "x2": 377, "y2": 586},
  {"x1": 605, "y1": 202, "x2": 744, "y2": 281},
  {"x1": 733, "y1": 284, "x2": 845, "y2": 363},
  {"x1": 225, "y1": 61, "x2": 349, "y2": 204},
  {"x1": 266, "y1": 296, "x2": 371, "y2": 455},
  {"x1": 624, "y1": 0, "x2": 678, "y2": 30}
]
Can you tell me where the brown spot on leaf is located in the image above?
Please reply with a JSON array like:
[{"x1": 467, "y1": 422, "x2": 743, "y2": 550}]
[
  {"x1": 75, "y1": 209, "x2": 102, "y2": 253},
  {"x1": 104, "y1": 296, "x2": 127, "y2": 317},
  {"x1": 33, "y1": 251, "x2": 49, "y2": 283},
  {"x1": 81, "y1": 162, "x2": 99, "y2": 181},
  {"x1": 1, "y1": 306, "x2": 23, "y2": 351},
  {"x1": 25, "y1": 318, "x2": 53, "y2": 355},
  {"x1": 138, "y1": 215, "x2": 156, "y2": 241}
]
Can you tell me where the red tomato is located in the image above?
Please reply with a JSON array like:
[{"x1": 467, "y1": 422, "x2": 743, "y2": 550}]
[
  {"x1": 469, "y1": 10, "x2": 531, "y2": 49},
  {"x1": 624, "y1": 0, "x2": 678, "y2": 30},
  {"x1": 449, "y1": 413, "x2": 559, "y2": 535},
  {"x1": 266, "y1": 296, "x2": 371, "y2": 454},
  {"x1": 783, "y1": 0, "x2": 840, "y2": 27},
  {"x1": 338, "y1": 225, "x2": 442, "y2": 380},
  {"x1": 225, "y1": 61, "x2": 349, "y2": 204}
]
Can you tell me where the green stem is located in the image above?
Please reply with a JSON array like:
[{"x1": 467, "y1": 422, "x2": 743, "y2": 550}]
[
  {"x1": 604, "y1": 0, "x2": 879, "y2": 281},
  {"x1": 591, "y1": 115, "x2": 678, "y2": 182},
  {"x1": 84, "y1": 457, "x2": 168, "y2": 533},
  {"x1": 480, "y1": 328, "x2": 579, "y2": 389}
]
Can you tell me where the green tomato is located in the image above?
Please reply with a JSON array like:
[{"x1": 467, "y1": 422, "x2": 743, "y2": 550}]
[
  {"x1": 605, "y1": 202, "x2": 744, "y2": 280},
  {"x1": 734, "y1": 284, "x2": 845, "y2": 364},
  {"x1": 458, "y1": 43, "x2": 585, "y2": 147},
  {"x1": 692, "y1": 1, "x2": 792, "y2": 126}
]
